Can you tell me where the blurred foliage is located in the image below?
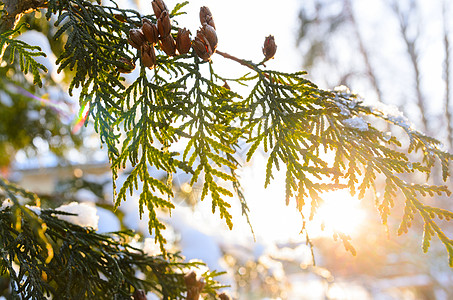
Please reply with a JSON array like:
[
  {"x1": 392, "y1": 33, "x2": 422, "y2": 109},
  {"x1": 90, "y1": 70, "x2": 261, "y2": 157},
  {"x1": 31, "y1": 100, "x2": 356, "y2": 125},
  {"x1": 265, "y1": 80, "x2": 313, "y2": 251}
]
[
  {"x1": 0, "y1": 21, "x2": 82, "y2": 169},
  {"x1": 0, "y1": 177, "x2": 225, "y2": 299}
]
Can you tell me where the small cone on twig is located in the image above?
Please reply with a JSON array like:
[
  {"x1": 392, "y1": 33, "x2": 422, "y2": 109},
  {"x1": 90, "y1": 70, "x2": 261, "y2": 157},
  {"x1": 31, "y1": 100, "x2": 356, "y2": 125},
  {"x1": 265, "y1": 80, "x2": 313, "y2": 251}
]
[
  {"x1": 218, "y1": 292, "x2": 231, "y2": 300},
  {"x1": 201, "y1": 23, "x2": 217, "y2": 52},
  {"x1": 128, "y1": 37, "x2": 140, "y2": 49},
  {"x1": 128, "y1": 29, "x2": 146, "y2": 49},
  {"x1": 193, "y1": 6, "x2": 218, "y2": 61},
  {"x1": 262, "y1": 35, "x2": 277, "y2": 61},
  {"x1": 159, "y1": 34, "x2": 176, "y2": 56},
  {"x1": 141, "y1": 43, "x2": 156, "y2": 69},
  {"x1": 157, "y1": 10, "x2": 171, "y2": 37},
  {"x1": 117, "y1": 57, "x2": 135, "y2": 73},
  {"x1": 192, "y1": 30, "x2": 213, "y2": 61},
  {"x1": 133, "y1": 290, "x2": 147, "y2": 300},
  {"x1": 184, "y1": 271, "x2": 205, "y2": 300},
  {"x1": 114, "y1": 14, "x2": 127, "y2": 22}
]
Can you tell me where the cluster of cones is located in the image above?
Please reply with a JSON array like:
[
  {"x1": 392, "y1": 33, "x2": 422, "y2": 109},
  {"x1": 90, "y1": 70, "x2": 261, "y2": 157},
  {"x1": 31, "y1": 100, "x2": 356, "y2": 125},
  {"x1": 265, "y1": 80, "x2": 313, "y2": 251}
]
[
  {"x1": 124, "y1": 0, "x2": 192, "y2": 70},
  {"x1": 119, "y1": 0, "x2": 218, "y2": 73},
  {"x1": 118, "y1": 0, "x2": 276, "y2": 73}
]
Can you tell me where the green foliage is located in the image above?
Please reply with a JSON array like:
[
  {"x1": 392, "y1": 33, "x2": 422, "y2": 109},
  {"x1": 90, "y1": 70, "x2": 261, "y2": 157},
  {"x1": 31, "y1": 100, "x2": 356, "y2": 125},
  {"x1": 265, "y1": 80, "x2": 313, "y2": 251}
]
[
  {"x1": 0, "y1": 23, "x2": 47, "y2": 87},
  {"x1": 1, "y1": 0, "x2": 453, "y2": 266},
  {"x1": 0, "y1": 177, "x2": 224, "y2": 299},
  {"x1": 0, "y1": 19, "x2": 82, "y2": 168}
]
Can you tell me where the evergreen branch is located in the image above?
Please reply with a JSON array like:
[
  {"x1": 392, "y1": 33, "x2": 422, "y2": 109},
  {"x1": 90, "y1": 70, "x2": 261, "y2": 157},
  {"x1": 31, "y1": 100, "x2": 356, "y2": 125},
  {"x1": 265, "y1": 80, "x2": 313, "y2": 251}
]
[
  {"x1": 0, "y1": 181, "x2": 223, "y2": 299},
  {"x1": 5, "y1": 0, "x2": 453, "y2": 265},
  {"x1": 0, "y1": 24, "x2": 48, "y2": 87},
  {"x1": 218, "y1": 49, "x2": 453, "y2": 259}
]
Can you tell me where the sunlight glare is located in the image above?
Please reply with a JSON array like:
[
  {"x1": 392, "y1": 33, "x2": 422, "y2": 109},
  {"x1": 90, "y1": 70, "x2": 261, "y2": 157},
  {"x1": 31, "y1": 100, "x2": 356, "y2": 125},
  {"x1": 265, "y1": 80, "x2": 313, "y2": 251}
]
[{"x1": 307, "y1": 190, "x2": 367, "y2": 237}]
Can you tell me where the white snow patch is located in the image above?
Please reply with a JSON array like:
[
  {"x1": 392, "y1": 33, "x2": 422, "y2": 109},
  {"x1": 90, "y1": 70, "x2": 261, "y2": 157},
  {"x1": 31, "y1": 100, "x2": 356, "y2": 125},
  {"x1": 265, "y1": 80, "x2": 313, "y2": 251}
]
[
  {"x1": 334, "y1": 85, "x2": 351, "y2": 94},
  {"x1": 336, "y1": 102, "x2": 351, "y2": 116},
  {"x1": 96, "y1": 207, "x2": 121, "y2": 233},
  {"x1": 1, "y1": 198, "x2": 39, "y2": 212},
  {"x1": 54, "y1": 202, "x2": 99, "y2": 230},
  {"x1": 74, "y1": 188, "x2": 99, "y2": 203},
  {"x1": 343, "y1": 116, "x2": 369, "y2": 131},
  {"x1": 366, "y1": 101, "x2": 415, "y2": 131},
  {"x1": 25, "y1": 205, "x2": 42, "y2": 215},
  {"x1": 0, "y1": 199, "x2": 13, "y2": 211}
]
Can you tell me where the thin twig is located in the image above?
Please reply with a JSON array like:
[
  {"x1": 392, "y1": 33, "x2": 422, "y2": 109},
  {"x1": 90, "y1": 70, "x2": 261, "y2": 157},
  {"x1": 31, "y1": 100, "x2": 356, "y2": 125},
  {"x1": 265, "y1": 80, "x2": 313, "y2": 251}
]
[
  {"x1": 215, "y1": 50, "x2": 254, "y2": 69},
  {"x1": 215, "y1": 50, "x2": 276, "y2": 82}
]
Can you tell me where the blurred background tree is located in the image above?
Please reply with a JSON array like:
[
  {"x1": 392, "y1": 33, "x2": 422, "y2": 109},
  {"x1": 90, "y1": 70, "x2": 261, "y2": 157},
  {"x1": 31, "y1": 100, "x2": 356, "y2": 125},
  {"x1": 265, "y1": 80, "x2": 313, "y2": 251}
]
[{"x1": 297, "y1": 0, "x2": 453, "y2": 298}]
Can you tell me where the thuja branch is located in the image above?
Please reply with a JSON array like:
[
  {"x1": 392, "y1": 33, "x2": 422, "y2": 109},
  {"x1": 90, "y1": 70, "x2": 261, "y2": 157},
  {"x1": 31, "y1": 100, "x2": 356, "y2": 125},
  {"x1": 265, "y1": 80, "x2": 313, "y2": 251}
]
[
  {"x1": 2, "y1": 0, "x2": 453, "y2": 266},
  {"x1": 215, "y1": 47, "x2": 453, "y2": 258},
  {"x1": 0, "y1": 203, "x2": 225, "y2": 299}
]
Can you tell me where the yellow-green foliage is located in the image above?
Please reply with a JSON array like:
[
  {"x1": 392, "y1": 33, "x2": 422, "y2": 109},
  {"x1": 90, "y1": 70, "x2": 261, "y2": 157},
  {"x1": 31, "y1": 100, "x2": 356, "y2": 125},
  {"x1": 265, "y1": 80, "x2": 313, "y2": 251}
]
[{"x1": 1, "y1": 0, "x2": 453, "y2": 266}]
